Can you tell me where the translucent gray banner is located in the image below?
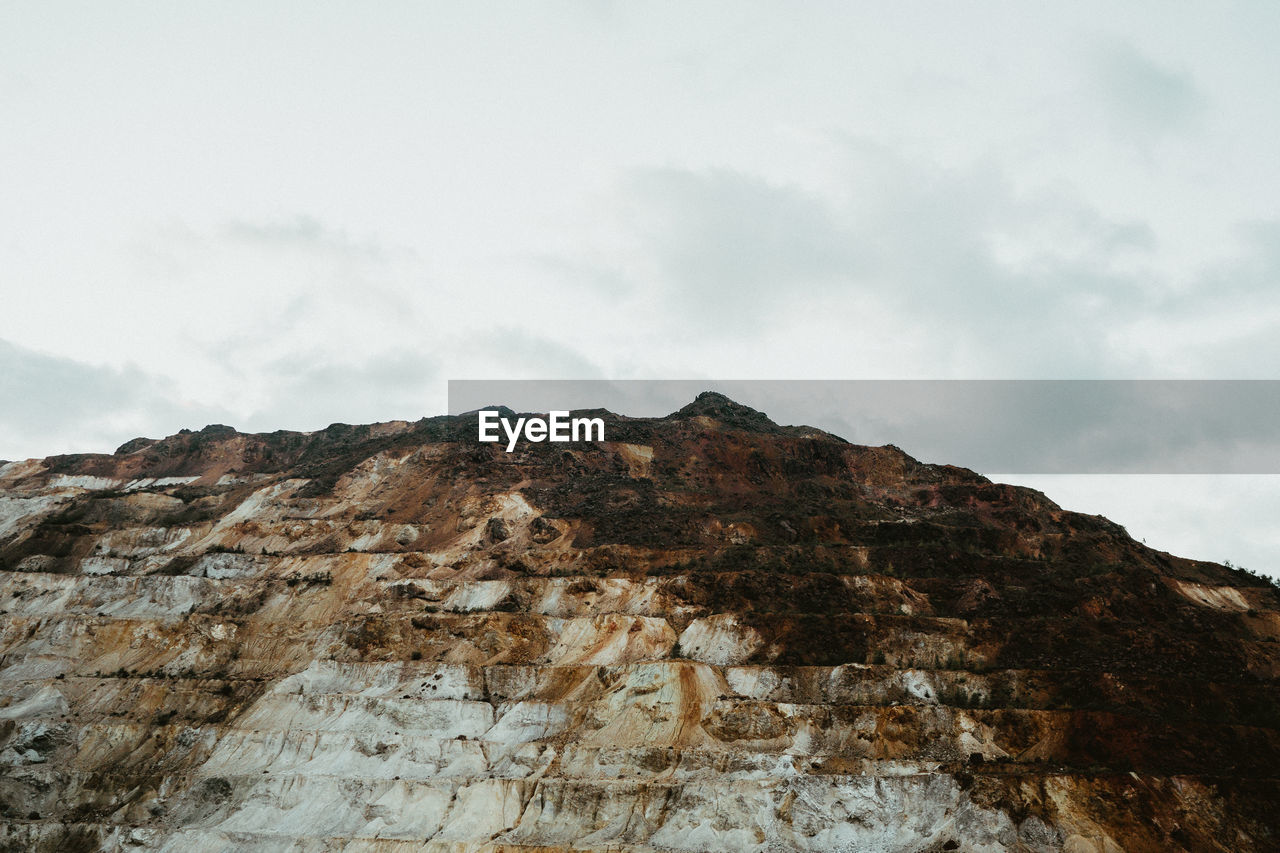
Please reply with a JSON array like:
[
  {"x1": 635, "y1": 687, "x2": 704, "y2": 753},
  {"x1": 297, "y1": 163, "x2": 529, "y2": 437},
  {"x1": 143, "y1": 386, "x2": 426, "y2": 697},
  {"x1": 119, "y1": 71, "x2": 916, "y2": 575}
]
[{"x1": 447, "y1": 379, "x2": 1280, "y2": 474}]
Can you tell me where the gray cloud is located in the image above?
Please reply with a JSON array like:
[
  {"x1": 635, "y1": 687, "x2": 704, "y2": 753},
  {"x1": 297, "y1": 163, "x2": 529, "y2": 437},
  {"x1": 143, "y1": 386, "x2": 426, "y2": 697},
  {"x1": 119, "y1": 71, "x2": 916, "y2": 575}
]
[
  {"x1": 235, "y1": 329, "x2": 601, "y2": 435},
  {"x1": 519, "y1": 252, "x2": 634, "y2": 300},
  {"x1": 242, "y1": 349, "x2": 440, "y2": 433},
  {"x1": 588, "y1": 147, "x2": 1167, "y2": 375},
  {"x1": 0, "y1": 339, "x2": 233, "y2": 461},
  {"x1": 1093, "y1": 40, "x2": 1205, "y2": 144},
  {"x1": 463, "y1": 327, "x2": 605, "y2": 381},
  {"x1": 223, "y1": 215, "x2": 392, "y2": 262},
  {"x1": 512, "y1": 133, "x2": 1280, "y2": 384},
  {"x1": 622, "y1": 167, "x2": 860, "y2": 319}
]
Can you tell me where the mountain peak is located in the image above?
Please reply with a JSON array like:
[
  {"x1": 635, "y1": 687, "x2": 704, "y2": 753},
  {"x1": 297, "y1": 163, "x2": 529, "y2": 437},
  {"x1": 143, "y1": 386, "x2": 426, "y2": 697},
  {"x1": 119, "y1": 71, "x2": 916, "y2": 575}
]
[{"x1": 672, "y1": 391, "x2": 779, "y2": 430}]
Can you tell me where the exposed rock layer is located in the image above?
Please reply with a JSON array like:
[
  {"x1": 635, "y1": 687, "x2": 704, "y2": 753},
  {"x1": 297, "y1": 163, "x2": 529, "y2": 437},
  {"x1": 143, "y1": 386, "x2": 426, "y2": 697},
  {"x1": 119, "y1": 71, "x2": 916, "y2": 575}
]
[{"x1": 1, "y1": 394, "x2": 1277, "y2": 851}]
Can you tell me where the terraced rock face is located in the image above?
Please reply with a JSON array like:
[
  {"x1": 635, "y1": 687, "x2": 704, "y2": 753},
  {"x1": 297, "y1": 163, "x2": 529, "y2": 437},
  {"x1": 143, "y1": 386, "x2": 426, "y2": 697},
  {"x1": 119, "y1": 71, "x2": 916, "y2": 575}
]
[{"x1": 0, "y1": 393, "x2": 1277, "y2": 852}]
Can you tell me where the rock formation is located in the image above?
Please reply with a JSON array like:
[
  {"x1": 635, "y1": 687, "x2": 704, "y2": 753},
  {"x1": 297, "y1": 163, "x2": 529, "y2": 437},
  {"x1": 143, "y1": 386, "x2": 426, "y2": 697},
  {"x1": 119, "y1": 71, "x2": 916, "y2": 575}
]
[{"x1": 0, "y1": 393, "x2": 1277, "y2": 851}]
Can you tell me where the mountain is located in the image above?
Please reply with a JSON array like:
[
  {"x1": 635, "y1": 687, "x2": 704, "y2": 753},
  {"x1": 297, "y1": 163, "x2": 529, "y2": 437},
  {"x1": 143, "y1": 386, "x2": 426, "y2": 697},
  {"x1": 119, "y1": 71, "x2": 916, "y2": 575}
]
[{"x1": 1, "y1": 393, "x2": 1277, "y2": 851}]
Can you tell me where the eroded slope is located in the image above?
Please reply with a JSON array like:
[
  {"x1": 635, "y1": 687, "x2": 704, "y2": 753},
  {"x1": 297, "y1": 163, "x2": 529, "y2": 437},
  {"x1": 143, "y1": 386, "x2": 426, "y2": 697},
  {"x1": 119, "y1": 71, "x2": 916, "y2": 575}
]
[{"x1": 1, "y1": 394, "x2": 1277, "y2": 851}]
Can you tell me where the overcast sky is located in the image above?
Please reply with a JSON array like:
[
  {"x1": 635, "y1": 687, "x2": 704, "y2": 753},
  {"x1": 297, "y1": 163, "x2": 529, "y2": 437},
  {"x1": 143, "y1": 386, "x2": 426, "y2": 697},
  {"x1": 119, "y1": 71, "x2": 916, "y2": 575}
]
[{"x1": 3, "y1": 3, "x2": 1279, "y2": 574}]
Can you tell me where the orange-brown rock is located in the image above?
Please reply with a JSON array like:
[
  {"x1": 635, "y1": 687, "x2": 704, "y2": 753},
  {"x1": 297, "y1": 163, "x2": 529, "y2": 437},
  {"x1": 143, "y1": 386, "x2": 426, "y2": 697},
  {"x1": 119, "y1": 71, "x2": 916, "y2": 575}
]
[{"x1": 0, "y1": 393, "x2": 1276, "y2": 851}]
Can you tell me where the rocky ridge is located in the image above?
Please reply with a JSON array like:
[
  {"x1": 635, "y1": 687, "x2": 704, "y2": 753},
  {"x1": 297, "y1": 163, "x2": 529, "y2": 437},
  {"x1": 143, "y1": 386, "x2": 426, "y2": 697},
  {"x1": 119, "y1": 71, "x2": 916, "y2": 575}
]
[{"x1": 0, "y1": 393, "x2": 1277, "y2": 851}]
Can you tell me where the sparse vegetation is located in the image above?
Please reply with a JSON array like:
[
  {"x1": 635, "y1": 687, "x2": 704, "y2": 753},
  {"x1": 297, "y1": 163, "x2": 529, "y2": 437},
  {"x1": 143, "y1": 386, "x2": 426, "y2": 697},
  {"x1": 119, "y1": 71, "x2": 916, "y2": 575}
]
[{"x1": 206, "y1": 544, "x2": 244, "y2": 554}]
